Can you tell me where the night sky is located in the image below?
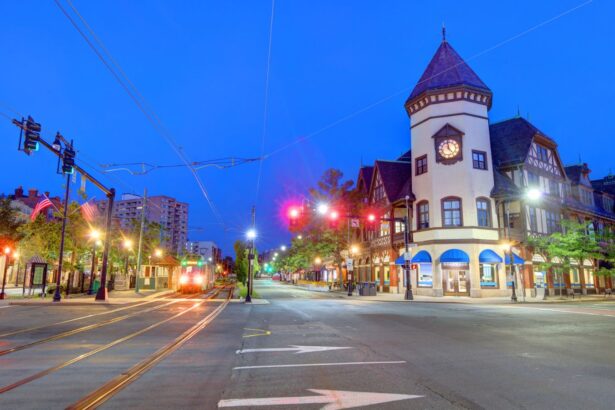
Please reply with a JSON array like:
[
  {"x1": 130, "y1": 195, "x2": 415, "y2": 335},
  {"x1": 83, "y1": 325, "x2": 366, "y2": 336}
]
[{"x1": 0, "y1": 0, "x2": 612, "y2": 255}]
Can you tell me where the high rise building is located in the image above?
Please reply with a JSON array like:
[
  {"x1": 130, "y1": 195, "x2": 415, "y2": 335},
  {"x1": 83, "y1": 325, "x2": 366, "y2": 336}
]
[
  {"x1": 98, "y1": 193, "x2": 189, "y2": 255},
  {"x1": 185, "y1": 240, "x2": 221, "y2": 262}
]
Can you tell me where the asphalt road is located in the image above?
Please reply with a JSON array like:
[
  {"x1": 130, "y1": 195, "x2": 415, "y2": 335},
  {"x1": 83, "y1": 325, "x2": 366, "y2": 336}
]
[{"x1": 1, "y1": 281, "x2": 614, "y2": 409}]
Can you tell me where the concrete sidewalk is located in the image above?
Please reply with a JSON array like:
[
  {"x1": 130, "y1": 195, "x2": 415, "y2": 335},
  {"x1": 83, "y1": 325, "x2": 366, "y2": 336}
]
[
  {"x1": 285, "y1": 282, "x2": 615, "y2": 304},
  {"x1": 2, "y1": 287, "x2": 175, "y2": 306}
]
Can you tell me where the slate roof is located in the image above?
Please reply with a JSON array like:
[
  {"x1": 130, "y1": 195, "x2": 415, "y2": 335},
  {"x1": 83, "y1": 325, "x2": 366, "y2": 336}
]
[
  {"x1": 489, "y1": 117, "x2": 555, "y2": 168},
  {"x1": 591, "y1": 175, "x2": 615, "y2": 195},
  {"x1": 374, "y1": 160, "x2": 414, "y2": 203},
  {"x1": 396, "y1": 149, "x2": 412, "y2": 162},
  {"x1": 564, "y1": 196, "x2": 615, "y2": 221},
  {"x1": 407, "y1": 40, "x2": 491, "y2": 102},
  {"x1": 490, "y1": 170, "x2": 520, "y2": 199},
  {"x1": 564, "y1": 164, "x2": 591, "y2": 185}
]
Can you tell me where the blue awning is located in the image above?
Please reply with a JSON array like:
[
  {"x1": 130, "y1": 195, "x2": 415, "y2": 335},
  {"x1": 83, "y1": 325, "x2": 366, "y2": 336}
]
[
  {"x1": 411, "y1": 250, "x2": 432, "y2": 263},
  {"x1": 394, "y1": 256, "x2": 405, "y2": 265},
  {"x1": 479, "y1": 249, "x2": 503, "y2": 263},
  {"x1": 440, "y1": 249, "x2": 470, "y2": 263},
  {"x1": 505, "y1": 253, "x2": 525, "y2": 265}
]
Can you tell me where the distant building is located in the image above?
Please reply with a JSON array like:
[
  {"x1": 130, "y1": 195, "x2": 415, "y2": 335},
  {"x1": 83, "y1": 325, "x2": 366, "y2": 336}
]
[
  {"x1": 185, "y1": 240, "x2": 221, "y2": 262},
  {"x1": 98, "y1": 193, "x2": 188, "y2": 255},
  {"x1": 3, "y1": 186, "x2": 62, "y2": 221}
]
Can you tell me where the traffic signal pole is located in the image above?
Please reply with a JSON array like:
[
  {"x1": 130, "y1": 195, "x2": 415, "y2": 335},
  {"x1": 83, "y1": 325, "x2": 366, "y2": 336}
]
[
  {"x1": 53, "y1": 171, "x2": 71, "y2": 302},
  {"x1": 12, "y1": 117, "x2": 116, "y2": 302}
]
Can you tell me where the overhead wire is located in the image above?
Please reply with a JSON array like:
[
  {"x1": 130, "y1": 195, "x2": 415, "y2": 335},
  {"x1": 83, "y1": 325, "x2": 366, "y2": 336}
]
[
  {"x1": 262, "y1": 0, "x2": 594, "y2": 159},
  {"x1": 54, "y1": 0, "x2": 225, "y2": 228},
  {"x1": 254, "y1": 0, "x2": 276, "y2": 204}
]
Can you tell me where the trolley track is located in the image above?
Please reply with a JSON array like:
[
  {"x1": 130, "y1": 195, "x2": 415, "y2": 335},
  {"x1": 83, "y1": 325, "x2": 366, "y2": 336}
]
[
  {"x1": 0, "y1": 286, "x2": 230, "y2": 395},
  {"x1": 66, "y1": 286, "x2": 233, "y2": 410},
  {"x1": 0, "y1": 291, "x2": 214, "y2": 358}
]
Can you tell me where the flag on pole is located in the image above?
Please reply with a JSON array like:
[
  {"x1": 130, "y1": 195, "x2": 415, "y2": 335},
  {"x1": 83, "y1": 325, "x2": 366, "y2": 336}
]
[
  {"x1": 81, "y1": 200, "x2": 99, "y2": 222},
  {"x1": 30, "y1": 197, "x2": 53, "y2": 222}
]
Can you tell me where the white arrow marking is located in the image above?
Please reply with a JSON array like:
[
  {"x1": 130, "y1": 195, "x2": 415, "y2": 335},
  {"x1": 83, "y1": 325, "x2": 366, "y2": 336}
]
[
  {"x1": 218, "y1": 389, "x2": 422, "y2": 409},
  {"x1": 236, "y1": 345, "x2": 352, "y2": 355}
]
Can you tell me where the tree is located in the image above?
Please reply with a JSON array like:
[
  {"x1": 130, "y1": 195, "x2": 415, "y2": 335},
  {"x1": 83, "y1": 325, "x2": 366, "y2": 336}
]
[
  {"x1": 234, "y1": 240, "x2": 248, "y2": 285},
  {"x1": 0, "y1": 198, "x2": 23, "y2": 249},
  {"x1": 528, "y1": 219, "x2": 604, "y2": 297},
  {"x1": 287, "y1": 169, "x2": 360, "y2": 281}
]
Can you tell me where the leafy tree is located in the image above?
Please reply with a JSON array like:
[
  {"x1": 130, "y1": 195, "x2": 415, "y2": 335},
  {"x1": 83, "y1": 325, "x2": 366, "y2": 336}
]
[
  {"x1": 286, "y1": 168, "x2": 360, "y2": 280},
  {"x1": 234, "y1": 240, "x2": 248, "y2": 285},
  {"x1": 0, "y1": 198, "x2": 23, "y2": 249},
  {"x1": 528, "y1": 219, "x2": 604, "y2": 296}
]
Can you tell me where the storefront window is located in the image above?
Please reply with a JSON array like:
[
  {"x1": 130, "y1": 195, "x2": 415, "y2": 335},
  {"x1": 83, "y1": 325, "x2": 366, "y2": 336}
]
[
  {"x1": 570, "y1": 267, "x2": 581, "y2": 288},
  {"x1": 417, "y1": 263, "x2": 433, "y2": 287},
  {"x1": 384, "y1": 266, "x2": 390, "y2": 285},
  {"x1": 533, "y1": 270, "x2": 546, "y2": 288},
  {"x1": 584, "y1": 268, "x2": 595, "y2": 288},
  {"x1": 553, "y1": 267, "x2": 564, "y2": 288},
  {"x1": 479, "y1": 263, "x2": 498, "y2": 288}
]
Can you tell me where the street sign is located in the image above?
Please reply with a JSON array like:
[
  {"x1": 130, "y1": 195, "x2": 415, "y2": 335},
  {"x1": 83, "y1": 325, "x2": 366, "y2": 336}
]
[
  {"x1": 218, "y1": 389, "x2": 423, "y2": 409},
  {"x1": 345, "y1": 258, "x2": 353, "y2": 270},
  {"x1": 236, "y1": 345, "x2": 351, "y2": 355},
  {"x1": 404, "y1": 252, "x2": 411, "y2": 261}
]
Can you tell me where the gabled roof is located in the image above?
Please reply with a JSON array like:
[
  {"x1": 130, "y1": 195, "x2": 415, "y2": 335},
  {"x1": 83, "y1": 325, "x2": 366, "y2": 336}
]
[
  {"x1": 564, "y1": 164, "x2": 591, "y2": 186},
  {"x1": 372, "y1": 160, "x2": 414, "y2": 203},
  {"x1": 489, "y1": 117, "x2": 556, "y2": 168},
  {"x1": 356, "y1": 166, "x2": 374, "y2": 194},
  {"x1": 407, "y1": 40, "x2": 491, "y2": 102},
  {"x1": 396, "y1": 149, "x2": 412, "y2": 162}
]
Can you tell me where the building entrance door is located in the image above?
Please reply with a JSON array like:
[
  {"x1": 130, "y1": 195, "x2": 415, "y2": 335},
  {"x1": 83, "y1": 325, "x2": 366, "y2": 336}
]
[{"x1": 444, "y1": 270, "x2": 469, "y2": 296}]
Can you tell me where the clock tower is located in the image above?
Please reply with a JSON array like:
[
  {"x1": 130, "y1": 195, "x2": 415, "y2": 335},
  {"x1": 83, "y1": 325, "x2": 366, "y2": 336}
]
[{"x1": 405, "y1": 35, "x2": 499, "y2": 297}]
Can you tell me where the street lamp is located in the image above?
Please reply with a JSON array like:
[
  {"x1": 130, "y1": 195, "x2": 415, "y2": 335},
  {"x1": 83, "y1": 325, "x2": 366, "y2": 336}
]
[
  {"x1": 297, "y1": 235, "x2": 303, "y2": 240},
  {"x1": 348, "y1": 245, "x2": 359, "y2": 296},
  {"x1": 245, "y1": 228, "x2": 257, "y2": 303},
  {"x1": 316, "y1": 203, "x2": 329, "y2": 215},
  {"x1": 503, "y1": 241, "x2": 517, "y2": 302},
  {"x1": 154, "y1": 248, "x2": 163, "y2": 258},
  {"x1": 280, "y1": 245, "x2": 287, "y2": 251},
  {"x1": 0, "y1": 246, "x2": 12, "y2": 299}
]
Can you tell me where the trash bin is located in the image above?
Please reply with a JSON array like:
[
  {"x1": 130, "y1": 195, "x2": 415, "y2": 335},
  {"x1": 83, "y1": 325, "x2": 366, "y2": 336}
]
[
  {"x1": 92, "y1": 279, "x2": 101, "y2": 293},
  {"x1": 369, "y1": 282, "x2": 377, "y2": 296}
]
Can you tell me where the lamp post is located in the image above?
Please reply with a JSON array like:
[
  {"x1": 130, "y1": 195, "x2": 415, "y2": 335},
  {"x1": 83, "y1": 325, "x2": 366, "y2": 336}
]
[
  {"x1": 152, "y1": 248, "x2": 163, "y2": 290},
  {"x1": 87, "y1": 230, "x2": 101, "y2": 295},
  {"x1": 348, "y1": 245, "x2": 358, "y2": 296},
  {"x1": 404, "y1": 195, "x2": 414, "y2": 300},
  {"x1": 0, "y1": 246, "x2": 12, "y2": 300},
  {"x1": 123, "y1": 239, "x2": 133, "y2": 287},
  {"x1": 246, "y1": 227, "x2": 256, "y2": 303},
  {"x1": 13, "y1": 251, "x2": 20, "y2": 287}
]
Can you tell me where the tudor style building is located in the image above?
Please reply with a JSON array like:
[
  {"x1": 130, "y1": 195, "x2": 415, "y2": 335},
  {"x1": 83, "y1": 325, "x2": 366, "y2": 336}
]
[{"x1": 352, "y1": 35, "x2": 615, "y2": 298}]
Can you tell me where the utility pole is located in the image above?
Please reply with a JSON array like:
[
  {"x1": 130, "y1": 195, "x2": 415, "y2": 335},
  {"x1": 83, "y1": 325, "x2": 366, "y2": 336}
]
[
  {"x1": 53, "y1": 170, "x2": 71, "y2": 302},
  {"x1": 135, "y1": 188, "x2": 147, "y2": 293}
]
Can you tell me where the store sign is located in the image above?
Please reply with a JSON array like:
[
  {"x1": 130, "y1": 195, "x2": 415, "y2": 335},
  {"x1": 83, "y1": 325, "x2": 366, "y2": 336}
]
[{"x1": 442, "y1": 262, "x2": 469, "y2": 269}]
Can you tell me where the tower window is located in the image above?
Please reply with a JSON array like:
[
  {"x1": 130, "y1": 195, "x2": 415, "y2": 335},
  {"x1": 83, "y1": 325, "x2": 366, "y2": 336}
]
[
  {"x1": 415, "y1": 155, "x2": 428, "y2": 175},
  {"x1": 442, "y1": 197, "x2": 462, "y2": 227},
  {"x1": 417, "y1": 201, "x2": 429, "y2": 229},
  {"x1": 476, "y1": 198, "x2": 491, "y2": 227},
  {"x1": 472, "y1": 150, "x2": 487, "y2": 170}
]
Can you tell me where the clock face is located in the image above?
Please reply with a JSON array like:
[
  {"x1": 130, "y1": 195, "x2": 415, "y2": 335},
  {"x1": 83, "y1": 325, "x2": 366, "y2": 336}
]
[{"x1": 438, "y1": 139, "x2": 460, "y2": 159}]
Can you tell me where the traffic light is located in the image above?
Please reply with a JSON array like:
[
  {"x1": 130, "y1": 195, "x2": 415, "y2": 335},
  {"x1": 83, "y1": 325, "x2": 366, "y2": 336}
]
[
  {"x1": 61, "y1": 141, "x2": 76, "y2": 174},
  {"x1": 288, "y1": 206, "x2": 300, "y2": 227},
  {"x1": 181, "y1": 260, "x2": 188, "y2": 267},
  {"x1": 328, "y1": 210, "x2": 339, "y2": 229},
  {"x1": 366, "y1": 213, "x2": 378, "y2": 231},
  {"x1": 197, "y1": 260, "x2": 204, "y2": 267},
  {"x1": 23, "y1": 116, "x2": 41, "y2": 154}
]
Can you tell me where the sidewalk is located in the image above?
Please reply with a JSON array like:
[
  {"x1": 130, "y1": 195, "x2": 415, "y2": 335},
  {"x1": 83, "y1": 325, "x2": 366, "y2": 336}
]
[
  {"x1": 2, "y1": 287, "x2": 175, "y2": 306},
  {"x1": 286, "y1": 282, "x2": 615, "y2": 304}
]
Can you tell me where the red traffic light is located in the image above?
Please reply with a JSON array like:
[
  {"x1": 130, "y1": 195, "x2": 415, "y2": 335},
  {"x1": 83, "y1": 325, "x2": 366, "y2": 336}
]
[
  {"x1": 367, "y1": 214, "x2": 376, "y2": 223},
  {"x1": 329, "y1": 210, "x2": 339, "y2": 220},
  {"x1": 289, "y1": 207, "x2": 300, "y2": 219}
]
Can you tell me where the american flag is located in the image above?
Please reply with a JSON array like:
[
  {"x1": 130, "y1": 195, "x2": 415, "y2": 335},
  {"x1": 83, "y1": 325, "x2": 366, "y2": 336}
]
[
  {"x1": 30, "y1": 197, "x2": 53, "y2": 222},
  {"x1": 81, "y1": 201, "x2": 99, "y2": 222}
]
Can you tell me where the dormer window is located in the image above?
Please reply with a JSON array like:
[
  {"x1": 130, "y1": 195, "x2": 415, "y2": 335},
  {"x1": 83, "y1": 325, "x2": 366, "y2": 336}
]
[{"x1": 536, "y1": 145, "x2": 549, "y2": 162}]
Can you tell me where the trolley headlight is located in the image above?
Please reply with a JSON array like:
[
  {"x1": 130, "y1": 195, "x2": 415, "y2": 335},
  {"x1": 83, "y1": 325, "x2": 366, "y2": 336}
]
[
  {"x1": 180, "y1": 275, "x2": 189, "y2": 285},
  {"x1": 194, "y1": 275, "x2": 204, "y2": 285}
]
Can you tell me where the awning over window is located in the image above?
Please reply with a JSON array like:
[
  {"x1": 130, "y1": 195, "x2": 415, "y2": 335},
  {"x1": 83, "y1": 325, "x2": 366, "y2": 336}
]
[
  {"x1": 394, "y1": 256, "x2": 405, "y2": 265},
  {"x1": 440, "y1": 249, "x2": 470, "y2": 263},
  {"x1": 479, "y1": 249, "x2": 503, "y2": 263},
  {"x1": 505, "y1": 253, "x2": 525, "y2": 265},
  {"x1": 411, "y1": 250, "x2": 432, "y2": 263}
]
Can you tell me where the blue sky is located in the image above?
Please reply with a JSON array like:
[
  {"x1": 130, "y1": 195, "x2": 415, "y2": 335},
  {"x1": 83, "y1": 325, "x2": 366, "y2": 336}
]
[{"x1": 0, "y1": 0, "x2": 612, "y2": 254}]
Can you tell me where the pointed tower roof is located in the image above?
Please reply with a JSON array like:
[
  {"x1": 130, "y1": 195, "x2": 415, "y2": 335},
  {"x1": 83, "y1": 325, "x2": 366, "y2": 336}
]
[{"x1": 405, "y1": 37, "x2": 492, "y2": 115}]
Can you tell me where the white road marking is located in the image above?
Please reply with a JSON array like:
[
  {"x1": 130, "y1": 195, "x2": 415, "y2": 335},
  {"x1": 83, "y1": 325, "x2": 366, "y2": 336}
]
[
  {"x1": 0, "y1": 306, "x2": 12, "y2": 309},
  {"x1": 233, "y1": 360, "x2": 406, "y2": 370},
  {"x1": 236, "y1": 345, "x2": 351, "y2": 355},
  {"x1": 218, "y1": 389, "x2": 422, "y2": 409}
]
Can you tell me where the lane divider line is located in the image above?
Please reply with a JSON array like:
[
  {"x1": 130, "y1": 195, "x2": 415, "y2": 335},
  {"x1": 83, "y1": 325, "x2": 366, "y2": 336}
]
[{"x1": 233, "y1": 361, "x2": 407, "y2": 370}]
